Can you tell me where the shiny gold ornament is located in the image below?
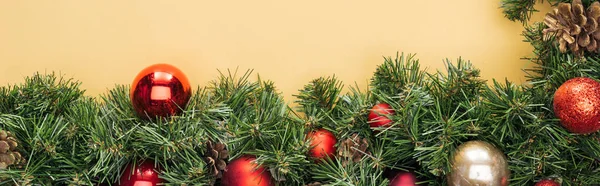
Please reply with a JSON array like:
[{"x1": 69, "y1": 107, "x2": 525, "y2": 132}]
[{"x1": 447, "y1": 141, "x2": 509, "y2": 186}]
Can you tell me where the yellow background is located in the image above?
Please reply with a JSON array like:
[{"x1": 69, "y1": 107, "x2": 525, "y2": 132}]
[{"x1": 0, "y1": 1, "x2": 550, "y2": 102}]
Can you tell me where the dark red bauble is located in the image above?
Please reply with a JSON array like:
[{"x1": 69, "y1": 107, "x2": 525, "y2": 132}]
[
  {"x1": 553, "y1": 77, "x2": 600, "y2": 134},
  {"x1": 535, "y1": 179, "x2": 560, "y2": 186},
  {"x1": 119, "y1": 161, "x2": 163, "y2": 186},
  {"x1": 221, "y1": 155, "x2": 273, "y2": 186},
  {"x1": 368, "y1": 103, "x2": 395, "y2": 128},
  {"x1": 390, "y1": 172, "x2": 417, "y2": 186},
  {"x1": 131, "y1": 64, "x2": 191, "y2": 120},
  {"x1": 307, "y1": 128, "x2": 337, "y2": 161}
]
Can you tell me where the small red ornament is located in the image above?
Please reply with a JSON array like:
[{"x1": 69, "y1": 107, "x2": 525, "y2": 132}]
[
  {"x1": 131, "y1": 64, "x2": 191, "y2": 120},
  {"x1": 390, "y1": 172, "x2": 417, "y2": 186},
  {"x1": 535, "y1": 179, "x2": 560, "y2": 186},
  {"x1": 221, "y1": 155, "x2": 273, "y2": 186},
  {"x1": 553, "y1": 77, "x2": 600, "y2": 134},
  {"x1": 119, "y1": 161, "x2": 162, "y2": 186},
  {"x1": 368, "y1": 103, "x2": 395, "y2": 128},
  {"x1": 307, "y1": 128, "x2": 337, "y2": 161}
]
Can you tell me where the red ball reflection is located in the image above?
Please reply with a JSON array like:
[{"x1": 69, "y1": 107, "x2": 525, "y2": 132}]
[
  {"x1": 130, "y1": 64, "x2": 191, "y2": 120},
  {"x1": 119, "y1": 160, "x2": 162, "y2": 186}
]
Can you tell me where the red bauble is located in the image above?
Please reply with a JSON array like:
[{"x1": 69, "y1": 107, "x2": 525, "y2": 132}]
[
  {"x1": 553, "y1": 77, "x2": 600, "y2": 134},
  {"x1": 368, "y1": 103, "x2": 395, "y2": 128},
  {"x1": 119, "y1": 161, "x2": 162, "y2": 186},
  {"x1": 221, "y1": 155, "x2": 273, "y2": 186},
  {"x1": 535, "y1": 179, "x2": 560, "y2": 186},
  {"x1": 390, "y1": 172, "x2": 417, "y2": 186},
  {"x1": 131, "y1": 64, "x2": 191, "y2": 120},
  {"x1": 307, "y1": 128, "x2": 337, "y2": 161}
]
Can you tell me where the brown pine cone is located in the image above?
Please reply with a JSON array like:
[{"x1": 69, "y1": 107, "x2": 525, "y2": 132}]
[
  {"x1": 544, "y1": 0, "x2": 600, "y2": 56},
  {"x1": 204, "y1": 141, "x2": 228, "y2": 178},
  {"x1": 0, "y1": 130, "x2": 25, "y2": 169},
  {"x1": 337, "y1": 134, "x2": 370, "y2": 166}
]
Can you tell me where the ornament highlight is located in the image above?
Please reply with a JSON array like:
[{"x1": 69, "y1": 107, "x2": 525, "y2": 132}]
[
  {"x1": 553, "y1": 77, "x2": 600, "y2": 134},
  {"x1": 119, "y1": 160, "x2": 162, "y2": 186},
  {"x1": 130, "y1": 64, "x2": 191, "y2": 120},
  {"x1": 307, "y1": 128, "x2": 337, "y2": 161},
  {"x1": 448, "y1": 140, "x2": 509, "y2": 186},
  {"x1": 535, "y1": 179, "x2": 560, "y2": 186},
  {"x1": 390, "y1": 171, "x2": 418, "y2": 186},
  {"x1": 221, "y1": 155, "x2": 273, "y2": 186},
  {"x1": 368, "y1": 103, "x2": 395, "y2": 128}
]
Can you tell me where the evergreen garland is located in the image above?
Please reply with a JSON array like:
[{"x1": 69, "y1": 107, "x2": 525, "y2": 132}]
[{"x1": 1, "y1": 1, "x2": 600, "y2": 185}]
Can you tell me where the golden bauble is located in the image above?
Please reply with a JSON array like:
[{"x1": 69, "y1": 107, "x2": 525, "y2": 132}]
[{"x1": 447, "y1": 140, "x2": 509, "y2": 186}]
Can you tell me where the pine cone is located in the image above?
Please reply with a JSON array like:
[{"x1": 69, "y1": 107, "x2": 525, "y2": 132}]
[
  {"x1": 337, "y1": 134, "x2": 370, "y2": 166},
  {"x1": 544, "y1": 0, "x2": 600, "y2": 56},
  {"x1": 0, "y1": 130, "x2": 24, "y2": 169},
  {"x1": 204, "y1": 141, "x2": 228, "y2": 178}
]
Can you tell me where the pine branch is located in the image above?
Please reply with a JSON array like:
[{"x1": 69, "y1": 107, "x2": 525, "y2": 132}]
[
  {"x1": 87, "y1": 85, "x2": 138, "y2": 183},
  {"x1": 375, "y1": 84, "x2": 432, "y2": 169},
  {"x1": 428, "y1": 58, "x2": 486, "y2": 116},
  {"x1": 311, "y1": 157, "x2": 388, "y2": 186},
  {"x1": 252, "y1": 122, "x2": 311, "y2": 184},
  {"x1": 226, "y1": 88, "x2": 288, "y2": 157},
  {"x1": 331, "y1": 84, "x2": 373, "y2": 139},
  {"x1": 0, "y1": 73, "x2": 92, "y2": 185},
  {"x1": 501, "y1": 0, "x2": 540, "y2": 24},
  {"x1": 413, "y1": 101, "x2": 479, "y2": 177},
  {"x1": 0, "y1": 114, "x2": 93, "y2": 185},
  {"x1": 88, "y1": 84, "x2": 231, "y2": 185},
  {"x1": 482, "y1": 79, "x2": 542, "y2": 142},
  {"x1": 209, "y1": 68, "x2": 259, "y2": 117},
  {"x1": 500, "y1": 0, "x2": 567, "y2": 24},
  {"x1": 0, "y1": 72, "x2": 84, "y2": 118},
  {"x1": 210, "y1": 69, "x2": 313, "y2": 184},
  {"x1": 295, "y1": 76, "x2": 344, "y2": 116},
  {"x1": 293, "y1": 76, "x2": 347, "y2": 139},
  {"x1": 371, "y1": 53, "x2": 426, "y2": 98}
]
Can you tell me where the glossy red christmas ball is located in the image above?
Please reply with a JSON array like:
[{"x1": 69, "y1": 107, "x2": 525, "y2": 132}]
[
  {"x1": 307, "y1": 128, "x2": 337, "y2": 161},
  {"x1": 390, "y1": 172, "x2": 417, "y2": 186},
  {"x1": 221, "y1": 155, "x2": 273, "y2": 186},
  {"x1": 119, "y1": 161, "x2": 162, "y2": 186},
  {"x1": 368, "y1": 103, "x2": 395, "y2": 128},
  {"x1": 131, "y1": 64, "x2": 191, "y2": 120},
  {"x1": 535, "y1": 179, "x2": 560, "y2": 186},
  {"x1": 553, "y1": 77, "x2": 600, "y2": 134}
]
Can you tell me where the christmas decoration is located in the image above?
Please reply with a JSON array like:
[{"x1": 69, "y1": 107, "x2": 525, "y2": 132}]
[
  {"x1": 368, "y1": 103, "x2": 395, "y2": 128},
  {"x1": 448, "y1": 140, "x2": 509, "y2": 186},
  {"x1": 553, "y1": 77, "x2": 600, "y2": 134},
  {"x1": 221, "y1": 155, "x2": 273, "y2": 186},
  {"x1": 543, "y1": 0, "x2": 600, "y2": 56},
  {"x1": 130, "y1": 63, "x2": 192, "y2": 119},
  {"x1": 119, "y1": 161, "x2": 162, "y2": 186},
  {"x1": 337, "y1": 133, "x2": 370, "y2": 166},
  {"x1": 389, "y1": 171, "x2": 418, "y2": 186},
  {"x1": 0, "y1": 129, "x2": 24, "y2": 169},
  {"x1": 535, "y1": 179, "x2": 560, "y2": 186},
  {"x1": 307, "y1": 128, "x2": 337, "y2": 161},
  {"x1": 204, "y1": 140, "x2": 228, "y2": 178},
  {"x1": 6, "y1": 27, "x2": 600, "y2": 184}
]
